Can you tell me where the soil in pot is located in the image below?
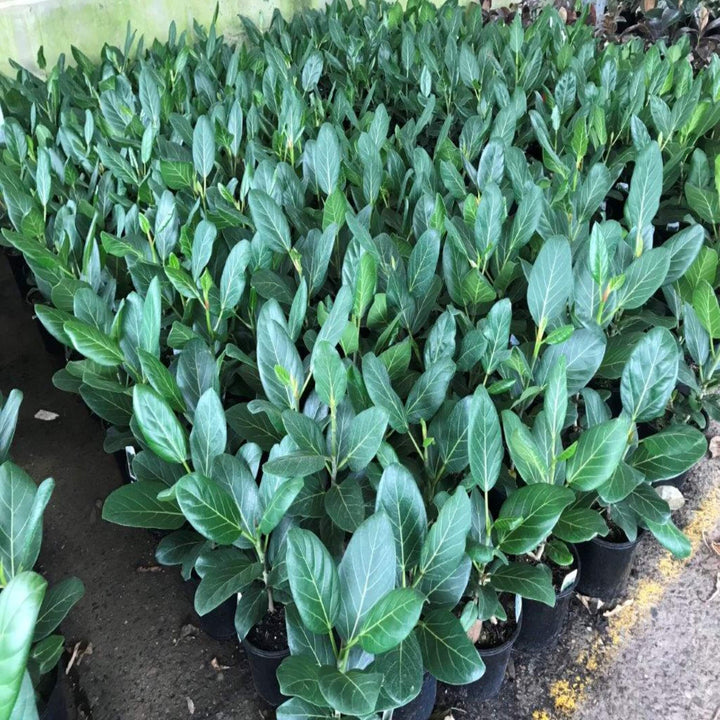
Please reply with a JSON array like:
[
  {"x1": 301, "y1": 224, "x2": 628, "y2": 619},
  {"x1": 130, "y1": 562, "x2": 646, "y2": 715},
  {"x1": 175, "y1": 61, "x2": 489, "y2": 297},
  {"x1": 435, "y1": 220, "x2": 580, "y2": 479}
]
[
  {"x1": 391, "y1": 672, "x2": 437, "y2": 720},
  {"x1": 515, "y1": 547, "x2": 580, "y2": 653},
  {"x1": 464, "y1": 594, "x2": 521, "y2": 702},
  {"x1": 242, "y1": 606, "x2": 290, "y2": 707},
  {"x1": 575, "y1": 526, "x2": 642, "y2": 601}
]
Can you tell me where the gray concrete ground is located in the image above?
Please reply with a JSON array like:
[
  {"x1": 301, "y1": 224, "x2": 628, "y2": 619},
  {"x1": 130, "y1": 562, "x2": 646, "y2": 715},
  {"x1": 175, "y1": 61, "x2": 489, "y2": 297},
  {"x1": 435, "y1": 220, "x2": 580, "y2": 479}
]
[{"x1": 1, "y1": 254, "x2": 718, "y2": 720}]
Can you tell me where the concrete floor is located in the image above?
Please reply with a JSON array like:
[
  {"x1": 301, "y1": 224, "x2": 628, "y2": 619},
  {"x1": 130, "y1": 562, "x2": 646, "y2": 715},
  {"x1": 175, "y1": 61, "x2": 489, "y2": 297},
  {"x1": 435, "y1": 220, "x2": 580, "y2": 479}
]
[{"x1": 1, "y1": 253, "x2": 718, "y2": 720}]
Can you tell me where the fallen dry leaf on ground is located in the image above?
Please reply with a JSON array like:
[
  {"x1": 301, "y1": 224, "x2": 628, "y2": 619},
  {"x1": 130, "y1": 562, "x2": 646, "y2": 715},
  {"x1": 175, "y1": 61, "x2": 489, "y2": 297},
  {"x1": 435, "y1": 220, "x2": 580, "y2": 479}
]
[
  {"x1": 576, "y1": 593, "x2": 605, "y2": 614},
  {"x1": 705, "y1": 572, "x2": 720, "y2": 603},
  {"x1": 34, "y1": 409, "x2": 58, "y2": 421},
  {"x1": 211, "y1": 657, "x2": 230, "y2": 672},
  {"x1": 178, "y1": 623, "x2": 200, "y2": 642},
  {"x1": 66, "y1": 641, "x2": 93, "y2": 674},
  {"x1": 703, "y1": 532, "x2": 720, "y2": 556},
  {"x1": 603, "y1": 599, "x2": 634, "y2": 618},
  {"x1": 709, "y1": 436, "x2": 720, "y2": 458}
]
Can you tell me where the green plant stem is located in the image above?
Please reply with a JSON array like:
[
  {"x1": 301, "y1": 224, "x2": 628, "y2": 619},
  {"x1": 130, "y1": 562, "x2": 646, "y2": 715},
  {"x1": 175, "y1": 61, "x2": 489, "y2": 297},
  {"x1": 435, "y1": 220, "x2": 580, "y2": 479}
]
[
  {"x1": 530, "y1": 320, "x2": 545, "y2": 375},
  {"x1": 330, "y1": 402, "x2": 338, "y2": 484},
  {"x1": 328, "y1": 631, "x2": 339, "y2": 660},
  {"x1": 484, "y1": 489, "x2": 491, "y2": 535},
  {"x1": 408, "y1": 430, "x2": 425, "y2": 465}
]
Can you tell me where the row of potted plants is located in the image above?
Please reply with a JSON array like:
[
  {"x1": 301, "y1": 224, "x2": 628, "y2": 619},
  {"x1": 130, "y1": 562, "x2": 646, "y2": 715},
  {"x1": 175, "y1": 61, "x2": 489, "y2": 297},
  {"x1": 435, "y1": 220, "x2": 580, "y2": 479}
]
[
  {"x1": 0, "y1": 389, "x2": 84, "y2": 720},
  {"x1": 0, "y1": 0, "x2": 717, "y2": 717}
]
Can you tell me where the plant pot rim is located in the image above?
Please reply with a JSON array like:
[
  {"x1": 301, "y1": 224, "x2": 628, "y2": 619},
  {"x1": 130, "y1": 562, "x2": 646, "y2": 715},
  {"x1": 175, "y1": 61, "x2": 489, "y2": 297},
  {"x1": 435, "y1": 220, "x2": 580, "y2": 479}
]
[
  {"x1": 588, "y1": 529, "x2": 643, "y2": 551},
  {"x1": 477, "y1": 599, "x2": 523, "y2": 658},
  {"x1": 242, "y1": 635, "x2": 290, "y2": 659}
]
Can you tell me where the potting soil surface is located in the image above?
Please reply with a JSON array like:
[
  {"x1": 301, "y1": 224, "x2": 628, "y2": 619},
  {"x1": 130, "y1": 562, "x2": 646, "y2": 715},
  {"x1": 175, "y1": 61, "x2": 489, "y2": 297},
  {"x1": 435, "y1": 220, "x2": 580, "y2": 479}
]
[{"x1": 1, "y1": 255, "x2": 718, "y2": 720}]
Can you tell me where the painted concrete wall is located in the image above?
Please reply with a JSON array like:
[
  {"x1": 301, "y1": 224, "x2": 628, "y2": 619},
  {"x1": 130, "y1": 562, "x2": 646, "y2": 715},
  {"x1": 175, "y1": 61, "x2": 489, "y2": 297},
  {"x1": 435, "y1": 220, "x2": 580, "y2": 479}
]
[
  {"x1": 0, "y1": 0, "x2": 521, "y2": 76},
  {"x1": 0, "y1": 0, "x2": 316, "y2": 75}
]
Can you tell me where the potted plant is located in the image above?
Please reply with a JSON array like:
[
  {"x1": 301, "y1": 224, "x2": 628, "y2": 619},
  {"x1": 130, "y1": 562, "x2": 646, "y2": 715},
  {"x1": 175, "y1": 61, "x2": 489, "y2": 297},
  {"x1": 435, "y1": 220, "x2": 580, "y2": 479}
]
[
  {"x1": 0, "y1": 390, "x2": 84, "y2": 720},
  {"x1": 672, "y1": 264, "x2": 720, "y2": 431},
  {"x1": 456, "y1": 380, "x2": 586, "y2": 696},
  {"x1": 492, "y1": 360, "x2": 609, "y2": 652},
  {"x1": 574, "y1": 328, "x2": 705, "y2": 599},
  {"x1": 277, "y1": 490, "x2": 485, "y2": 720}
]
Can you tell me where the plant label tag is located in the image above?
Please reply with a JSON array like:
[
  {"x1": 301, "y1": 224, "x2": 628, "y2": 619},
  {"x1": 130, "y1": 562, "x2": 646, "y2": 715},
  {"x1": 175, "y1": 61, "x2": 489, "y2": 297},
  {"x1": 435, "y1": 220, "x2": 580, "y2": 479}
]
[
  {"x1": 560, "y1": 569, "x2": 578, "y2": 593},
  {"x1": 514, "y1": 594, "x2": 523, "y2": 622},
  {"x1": 0, "y1": 104, "x2": 5, "y2": 145},
  {"x1": 125, "y1": 445, "x2": 137, "y2": 481}
]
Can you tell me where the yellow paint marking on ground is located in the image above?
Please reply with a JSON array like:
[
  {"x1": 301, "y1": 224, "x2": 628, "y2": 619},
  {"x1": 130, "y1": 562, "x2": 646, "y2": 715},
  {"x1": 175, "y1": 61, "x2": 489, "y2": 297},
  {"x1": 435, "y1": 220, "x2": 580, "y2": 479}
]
[
  {"x1": 532, "y1": 710, "x2": 552, "y2": 720},
  {"x1": 533, "y1": 483, "x2": 720, "y2": 719}
]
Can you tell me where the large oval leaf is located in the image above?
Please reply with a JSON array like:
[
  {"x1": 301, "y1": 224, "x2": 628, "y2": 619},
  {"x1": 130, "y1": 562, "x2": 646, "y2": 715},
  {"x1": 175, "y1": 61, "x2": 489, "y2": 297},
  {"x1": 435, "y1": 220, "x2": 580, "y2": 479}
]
[
  {"x1": 133, "y1": 385, "x2": 188, "y2": 465},
  {"x1": 566, "y1": 417, "x2": 631, "y2": 491},
  {"x1": 468, "y1": 386, "x2": 503, "y2": 491},
  {"x1": 337, "y1": 513, "x2": 396, "y2": 641},
  {"x1": 497, "y1": 485, "x2": 574, "y2": 554},
  {"x1": 415, "y1": 609, "x2": 484, "y2": 685},
  {"x1": 357, "y1": 587, "x2": 424, "y2": 655},
  {"x1": 620, "y1": 327, "x2": 678, "y2": 422},
  {"x1": 527, "y1": 236, "x2": 573, "y2": 327},
  {"x1": 0, "y1": 571, "x2": 46, "y2": 719},
  {"x1": 190, "y1": 389, "x2": 227, "y2": 476},
  {"x1": 175, "y1": 473, "x2": 245, "y2": 544},
  {"x1": 102, "y1": 481, "x2": 185, "y2": 530},
  {"x1": 419, "y1": 488, "x2": 470, "y2": 583},
  {"x1": 286, "y1": 528, "x2": 340, "y2": 635},
  {"x1": 376, "y1": 464, "x2": 426, "y2": 574},
  {"x1": 631, "y1": 425, "x2": 707, "y2": 481}
]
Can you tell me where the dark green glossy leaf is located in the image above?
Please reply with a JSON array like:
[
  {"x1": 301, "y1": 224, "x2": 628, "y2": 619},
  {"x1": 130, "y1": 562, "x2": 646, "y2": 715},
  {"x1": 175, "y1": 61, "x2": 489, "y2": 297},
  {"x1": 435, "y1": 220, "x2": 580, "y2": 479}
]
[
  {"x1": 357, "y1": 587, "x2": 424, "y2": 654},
  {"x1": 286, "y1": 528, "x2": 340, "y2": 635},
  {"x1": 497, "y1": 485, "x2": 574, "y2": 554},
  {"x1": 416, "y1": 609, "x2": 484, "y2": 685},
  {"x1": 631, "y1": 426, "x2": 707, "y2": 481},
  {"x1": 491, "y1": 562, "x2": 555, "y2": 606},
  {"x1": 133, "y1": 384, "x2": 188, "y2": 465},
  {"x1": 337, "y1": 512, "x2": 396, "y2": 641}
]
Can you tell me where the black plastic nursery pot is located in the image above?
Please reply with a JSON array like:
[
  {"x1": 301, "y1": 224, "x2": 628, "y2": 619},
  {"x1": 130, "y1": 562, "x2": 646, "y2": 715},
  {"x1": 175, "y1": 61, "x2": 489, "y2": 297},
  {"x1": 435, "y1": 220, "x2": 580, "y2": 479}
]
[
  {"x1": 113, "y1": 446, "x2": 136, "y2": 485},
  {"x1": 195, "y1": 596, "x2": 237, "y2": 640},
  {"x1": 654, "y1": 470, "x2": 688, "y2": 491},
  {"x1": 392, "y1": 672, "x2": 437, "y2": 720},
  {"x1": 186, "y1": 576, "x2": 238, "y2": 641},
  {"x1": 35, "y1": 319, "x2": 66, "y2": 358},
  {"x1": 515, "y1": 547, "x2": 581, "y2": 653},
  {"x1": 241, "y1": 636, "x2": 290, "y2": 707},
  {"x1": 5, "y1": 250, "x2": 30, "y2": 299},
  {"x1": 464, "y1": 607, "x2": 523, "y2": 702},
  {"x1": 574, "y1": 532, "x2": 642, "y2": 601},
  {"x1": 39, "y1": 666, "x2": 68, "y2": 720}
]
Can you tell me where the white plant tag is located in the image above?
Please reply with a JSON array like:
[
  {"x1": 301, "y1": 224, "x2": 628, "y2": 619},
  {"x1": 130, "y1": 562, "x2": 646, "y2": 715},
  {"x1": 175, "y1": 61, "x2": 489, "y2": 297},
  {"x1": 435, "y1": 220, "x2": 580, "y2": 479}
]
[
  {"x1": 560, "y1": 568, "x2": 578, "y2": 593},
  {"x1": 125, "y1": 445, "x2": 137, "y2": 481}
]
